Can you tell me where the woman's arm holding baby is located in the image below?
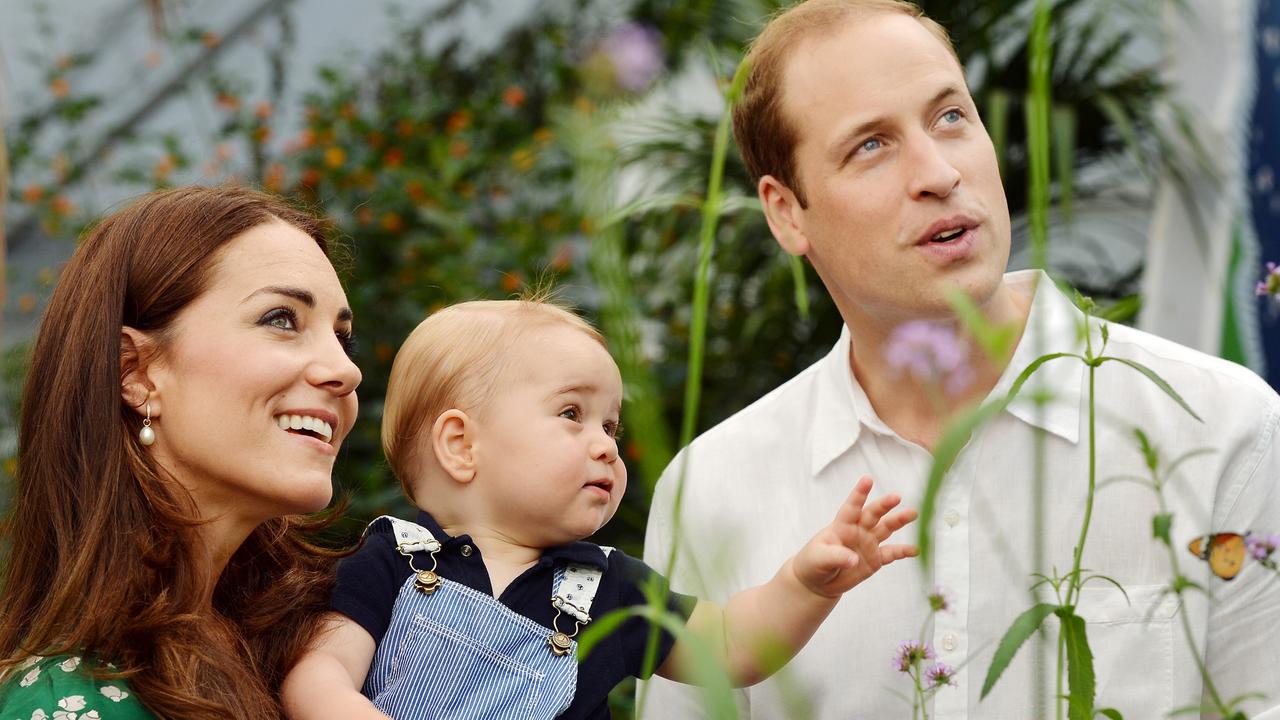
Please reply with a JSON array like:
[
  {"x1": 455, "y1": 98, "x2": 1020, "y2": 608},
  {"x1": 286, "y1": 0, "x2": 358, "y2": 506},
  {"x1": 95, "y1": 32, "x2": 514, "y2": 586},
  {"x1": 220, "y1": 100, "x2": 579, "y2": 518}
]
[
  {"x1": 656, "y1": 475, "x2": 916, "y2": 687},
  {"x1": 281, "y1": 614, "x2": 391, "y2": 720}
]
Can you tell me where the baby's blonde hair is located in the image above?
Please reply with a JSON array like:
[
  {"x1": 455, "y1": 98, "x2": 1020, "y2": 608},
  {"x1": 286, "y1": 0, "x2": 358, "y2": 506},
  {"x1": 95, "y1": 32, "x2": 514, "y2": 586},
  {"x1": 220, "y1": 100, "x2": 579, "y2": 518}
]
[{"x1": 382, "y1": 296, "x2": 606, "y2": 502}]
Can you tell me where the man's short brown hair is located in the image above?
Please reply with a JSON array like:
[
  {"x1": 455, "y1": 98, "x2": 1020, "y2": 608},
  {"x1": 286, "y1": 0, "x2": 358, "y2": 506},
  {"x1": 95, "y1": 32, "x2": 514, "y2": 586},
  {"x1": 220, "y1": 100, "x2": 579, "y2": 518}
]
[{"x1": 732, "y1": 0, "x2": 957, "y2": 208}]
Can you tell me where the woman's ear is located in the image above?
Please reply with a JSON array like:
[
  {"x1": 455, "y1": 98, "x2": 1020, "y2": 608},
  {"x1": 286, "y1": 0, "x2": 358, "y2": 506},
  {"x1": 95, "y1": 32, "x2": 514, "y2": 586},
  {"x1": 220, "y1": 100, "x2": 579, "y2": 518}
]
[
  {"x1": 431, "y1": 409, "x2": 476, "y2": 484},
  {"x1": 120, "y1": 327, "x2": 158, "y2": 417}
]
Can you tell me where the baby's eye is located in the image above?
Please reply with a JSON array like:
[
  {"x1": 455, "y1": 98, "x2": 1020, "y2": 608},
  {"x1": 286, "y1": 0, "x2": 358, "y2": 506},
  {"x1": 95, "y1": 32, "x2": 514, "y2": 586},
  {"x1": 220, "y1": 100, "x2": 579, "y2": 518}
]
[
  {"x1": 559, "y1": 406, "x2": 581, "y2": 422},
  {"x1": 605, "y1": 421, "x2": 624, "y2": 440}
]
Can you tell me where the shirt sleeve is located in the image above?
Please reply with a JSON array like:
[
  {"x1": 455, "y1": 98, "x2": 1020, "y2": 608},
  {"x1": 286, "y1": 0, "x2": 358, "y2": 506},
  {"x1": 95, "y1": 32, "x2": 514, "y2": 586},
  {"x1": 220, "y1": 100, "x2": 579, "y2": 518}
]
[
  {"x1": 330, "y1": 522, "x2": 411, "y2": 645},
  {"x1": 609, "y1": 547, "x2": 698, "y2": 680},
  {"x1": 0, "y1": 656, "x2": 155, "y2": 719}
]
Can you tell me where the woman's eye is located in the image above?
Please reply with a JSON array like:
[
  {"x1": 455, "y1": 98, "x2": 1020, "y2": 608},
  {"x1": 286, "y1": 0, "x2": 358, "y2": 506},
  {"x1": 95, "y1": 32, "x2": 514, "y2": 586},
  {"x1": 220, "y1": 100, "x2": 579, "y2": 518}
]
[
  {"x1": 336, "y1": 329, "x2": 358, "y2": 358},
  {"x1": 559, "y1": 406, "x2": 580, "y2": 422},
  {"x1": 941, "y1": 109, "x2": 964, "y2": 125},
  {"x1": 259, "y1": 308, "x2": 298, "y2": 331},
  {"x1": 859, "y1": 138, "x2": 882, "y2": 154}
]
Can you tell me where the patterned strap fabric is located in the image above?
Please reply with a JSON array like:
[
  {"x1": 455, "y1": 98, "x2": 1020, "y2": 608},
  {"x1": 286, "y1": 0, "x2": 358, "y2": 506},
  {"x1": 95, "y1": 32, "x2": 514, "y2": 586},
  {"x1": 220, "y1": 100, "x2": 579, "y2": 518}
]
[
  {"x1": 551, "y1": 546, "x2": 613, "y2": 623},
  {"x1": 372, "y1": 515, "x2": 442, "y2": 555}
]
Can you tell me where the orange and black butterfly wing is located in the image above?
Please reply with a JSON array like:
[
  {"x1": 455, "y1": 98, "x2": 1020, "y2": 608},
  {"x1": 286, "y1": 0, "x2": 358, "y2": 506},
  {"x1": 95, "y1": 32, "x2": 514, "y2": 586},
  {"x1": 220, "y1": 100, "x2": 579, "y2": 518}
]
[{"x1": 1188, "y1": 533, "x2": 1247, "y2": 580}]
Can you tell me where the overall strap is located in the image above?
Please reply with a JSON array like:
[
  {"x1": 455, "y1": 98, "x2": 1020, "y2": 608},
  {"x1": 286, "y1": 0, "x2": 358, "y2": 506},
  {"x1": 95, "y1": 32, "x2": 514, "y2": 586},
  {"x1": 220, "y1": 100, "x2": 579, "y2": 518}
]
[
  {"x1": 369, "y1": 515, "x2": 444, "y2": 594},
  {"x1": 546, "y1": 546, "x2": 612, "y2": 656}
]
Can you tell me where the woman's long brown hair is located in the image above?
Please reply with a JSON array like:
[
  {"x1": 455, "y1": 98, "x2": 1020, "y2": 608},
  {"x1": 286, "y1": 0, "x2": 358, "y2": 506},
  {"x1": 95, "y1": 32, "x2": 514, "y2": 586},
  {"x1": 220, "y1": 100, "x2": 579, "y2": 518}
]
[{"x1": 0, "y1": 186, "x2": 348, "y2": 718}]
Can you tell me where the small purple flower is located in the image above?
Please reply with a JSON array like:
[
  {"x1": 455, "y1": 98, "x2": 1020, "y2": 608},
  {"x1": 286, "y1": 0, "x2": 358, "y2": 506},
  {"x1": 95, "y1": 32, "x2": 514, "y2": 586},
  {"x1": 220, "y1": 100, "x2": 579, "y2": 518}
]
[
  {"x1": 1245, "y1": 532, "x2": 1279, "y2": 561},
  {"x1": 892, "y1": 640, "x2": 934, "y2": 673},
  {"x1": 884, "y1": 320, "x2": 973, "y2": 395},
  {"x1": 925, "y1": 662, "x2": 958, "y2": 688},
  {"x1": 927, "y1": 585, "x2": 951, "y2": 614},
  {"x1": 1256, "y1": 261, "x2": 1280, "y2": 299},
  {"x1": 600, "y1": 23, "x2": 664, "y2": 93}
]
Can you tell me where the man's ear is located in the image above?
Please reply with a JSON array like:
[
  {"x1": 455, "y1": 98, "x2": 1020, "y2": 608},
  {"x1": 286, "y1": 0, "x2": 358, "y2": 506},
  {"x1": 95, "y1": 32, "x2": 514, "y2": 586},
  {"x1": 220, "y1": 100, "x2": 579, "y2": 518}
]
[
  {"x1": 759, "y1": 174, "x2": 811, "y2": 257},
  {"x1": 431, "y1": 409, "x2": 476, "y2": 484},
  {"x1": 120, "y1": 327, "x2": 159, "y2": 417}
]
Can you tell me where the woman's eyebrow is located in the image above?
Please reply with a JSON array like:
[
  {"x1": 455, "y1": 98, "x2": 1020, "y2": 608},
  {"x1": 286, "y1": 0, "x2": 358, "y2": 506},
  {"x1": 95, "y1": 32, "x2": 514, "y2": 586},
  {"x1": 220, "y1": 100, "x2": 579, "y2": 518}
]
[{"x1": 243, "y1": 285, "x2": 314, "y2": 307}]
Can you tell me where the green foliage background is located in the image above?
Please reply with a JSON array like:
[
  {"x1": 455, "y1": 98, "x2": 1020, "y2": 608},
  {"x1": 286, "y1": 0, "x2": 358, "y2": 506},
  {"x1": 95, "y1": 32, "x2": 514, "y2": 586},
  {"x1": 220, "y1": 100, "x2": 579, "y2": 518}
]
[{"x1": 1, "y1": 0, "x2": 1184, "y2": 713}]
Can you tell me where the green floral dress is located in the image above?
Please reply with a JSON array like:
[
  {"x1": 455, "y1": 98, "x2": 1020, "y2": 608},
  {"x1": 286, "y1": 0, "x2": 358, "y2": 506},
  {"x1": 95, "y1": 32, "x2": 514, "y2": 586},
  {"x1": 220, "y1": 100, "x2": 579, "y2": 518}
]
[{"x1": 0, "y1": 655, "x2": 154, "y2": 719}]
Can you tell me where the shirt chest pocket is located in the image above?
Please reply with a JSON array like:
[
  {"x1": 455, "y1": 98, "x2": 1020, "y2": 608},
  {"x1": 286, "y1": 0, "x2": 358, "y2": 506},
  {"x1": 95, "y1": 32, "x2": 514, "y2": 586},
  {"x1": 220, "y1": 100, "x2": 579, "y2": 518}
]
[{"x1": 1068, "y1": 584, "x2": 1180, "y2": 715}]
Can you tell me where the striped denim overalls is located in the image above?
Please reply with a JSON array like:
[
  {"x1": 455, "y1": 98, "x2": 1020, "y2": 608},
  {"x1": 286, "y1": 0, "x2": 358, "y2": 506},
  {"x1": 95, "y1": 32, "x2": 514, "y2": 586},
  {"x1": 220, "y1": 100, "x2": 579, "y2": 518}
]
[{"x1": 362, "y1": 516, "x2": 608, "y2": 720}]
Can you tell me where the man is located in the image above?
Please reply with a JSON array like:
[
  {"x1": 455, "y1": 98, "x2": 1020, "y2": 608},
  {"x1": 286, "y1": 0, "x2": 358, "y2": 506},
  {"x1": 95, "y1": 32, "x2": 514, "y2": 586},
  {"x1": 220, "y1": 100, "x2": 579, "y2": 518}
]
[{"x1": 640, "y1": 0, "x2": 1280, "y2": 717}]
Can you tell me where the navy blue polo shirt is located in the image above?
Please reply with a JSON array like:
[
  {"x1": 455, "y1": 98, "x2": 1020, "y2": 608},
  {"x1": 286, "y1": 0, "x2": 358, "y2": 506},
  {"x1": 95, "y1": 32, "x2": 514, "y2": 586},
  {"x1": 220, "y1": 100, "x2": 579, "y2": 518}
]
[{"x1": 330, "y1": 511, "x2": 697, "y2": 719}]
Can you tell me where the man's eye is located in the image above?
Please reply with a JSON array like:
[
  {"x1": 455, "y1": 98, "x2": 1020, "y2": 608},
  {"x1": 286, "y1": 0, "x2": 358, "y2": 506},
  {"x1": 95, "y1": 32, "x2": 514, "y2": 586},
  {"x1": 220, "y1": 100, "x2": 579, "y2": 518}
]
[
  {"x1": 859, "y1": 138, "x2": 882, "y2": 154},
  {"x1": 941, "y1": 109, "x2": 963, "y2": 124}
]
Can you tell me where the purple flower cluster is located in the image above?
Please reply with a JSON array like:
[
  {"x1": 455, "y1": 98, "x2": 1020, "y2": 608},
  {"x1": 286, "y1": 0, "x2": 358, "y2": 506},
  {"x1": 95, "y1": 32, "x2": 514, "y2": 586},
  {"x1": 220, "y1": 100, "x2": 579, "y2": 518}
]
[
  {"x1": 884, "y1": 320, "x2": 974, "y2": 395},
  {"x1": 600, "y1": 23, "x2": 664, "y2": 93},
  {"x1": 927, "y1": 585, "x2": 952, "y2": 614},
  {"x1": 892, "y1": 640, "x2": 934, "y2": 673},
  {"x1": 1257, "y1": 261, "x2": 1280, "y2": 299},
  {"x1": 1245, "y1": 532, "x2": 1279, "y2": 561},
  {"x1": 925, "y1": 662, "x2": 958, "y2": 688}
]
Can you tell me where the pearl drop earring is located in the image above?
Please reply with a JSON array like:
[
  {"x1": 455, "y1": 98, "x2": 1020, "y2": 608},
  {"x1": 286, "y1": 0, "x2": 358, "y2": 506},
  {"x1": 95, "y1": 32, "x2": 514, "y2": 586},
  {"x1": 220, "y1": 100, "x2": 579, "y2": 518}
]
[{"x1": 139, "y1": 403, "x2": 156, "y2": 446}]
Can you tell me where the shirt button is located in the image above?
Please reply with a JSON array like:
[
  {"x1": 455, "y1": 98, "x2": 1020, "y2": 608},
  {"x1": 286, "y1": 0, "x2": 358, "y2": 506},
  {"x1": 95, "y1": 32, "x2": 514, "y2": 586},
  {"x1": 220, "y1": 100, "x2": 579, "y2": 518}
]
[
  {"x1": 460, "y1": 545, "x2": 473, "y2": 557},
  {"x1": 942, "y1": 633, "x2": 959, "y2": 652},
  {"x1": 944, "y1": 509, "x2": 960, "y2": 527}
]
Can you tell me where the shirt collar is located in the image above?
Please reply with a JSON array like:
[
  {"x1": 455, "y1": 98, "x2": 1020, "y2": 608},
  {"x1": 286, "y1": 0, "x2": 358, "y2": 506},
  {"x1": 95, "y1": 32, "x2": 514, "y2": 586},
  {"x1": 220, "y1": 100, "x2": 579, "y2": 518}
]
[
  {"x1": 413, "y1": 509, "x2": 609, "y2": 571},
  {"x1": 809, "y1": 270, "x2": 1086, "y2": 476},
  {"x1": 990, "y1": 269, "x2": 1086, "y2": 444}
]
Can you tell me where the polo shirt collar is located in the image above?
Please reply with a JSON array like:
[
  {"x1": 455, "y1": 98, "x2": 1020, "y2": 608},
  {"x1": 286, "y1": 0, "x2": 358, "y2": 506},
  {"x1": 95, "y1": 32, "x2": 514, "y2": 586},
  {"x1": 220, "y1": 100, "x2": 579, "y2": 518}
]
[
  {"x1": 413, "y1": 509, "x2": 609, "y2": 571},
  {"x1": 809, "y1": 270, "x2": 1086, "y2": 476}
]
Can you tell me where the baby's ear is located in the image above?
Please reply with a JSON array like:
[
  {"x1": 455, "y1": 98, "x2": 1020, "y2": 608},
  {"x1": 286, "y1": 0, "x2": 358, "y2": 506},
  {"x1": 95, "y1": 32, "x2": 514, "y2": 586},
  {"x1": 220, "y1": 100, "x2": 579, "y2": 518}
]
[{"x1": 431, "y1": 409, "x2": 476, "y2": 484}]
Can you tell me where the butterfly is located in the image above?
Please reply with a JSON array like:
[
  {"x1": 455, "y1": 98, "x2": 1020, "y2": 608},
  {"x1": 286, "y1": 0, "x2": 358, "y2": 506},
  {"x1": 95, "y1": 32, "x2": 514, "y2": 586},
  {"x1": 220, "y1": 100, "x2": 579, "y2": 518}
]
[{"x1": 1187, "y1": 532, "x2": 1247, "y2": 580}]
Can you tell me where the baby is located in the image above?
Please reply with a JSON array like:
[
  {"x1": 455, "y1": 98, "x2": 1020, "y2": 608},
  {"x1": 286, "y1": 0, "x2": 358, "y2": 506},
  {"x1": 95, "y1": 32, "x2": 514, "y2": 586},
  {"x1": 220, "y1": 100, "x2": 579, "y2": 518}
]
[{"x1": 282, "y1": 298, "x2": 917, "y2": 719}]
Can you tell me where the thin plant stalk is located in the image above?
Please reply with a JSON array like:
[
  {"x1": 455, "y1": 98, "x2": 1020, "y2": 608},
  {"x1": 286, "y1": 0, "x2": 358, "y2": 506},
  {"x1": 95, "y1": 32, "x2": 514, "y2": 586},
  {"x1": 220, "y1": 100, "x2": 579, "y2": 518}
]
[{"x1": 636, "y1": 58, "x2": 751, "y2": 717}]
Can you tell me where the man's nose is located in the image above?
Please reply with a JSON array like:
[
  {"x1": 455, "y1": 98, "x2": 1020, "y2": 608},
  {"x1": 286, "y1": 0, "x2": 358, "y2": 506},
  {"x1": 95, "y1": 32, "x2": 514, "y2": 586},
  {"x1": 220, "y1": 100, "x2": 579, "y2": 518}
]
[{"x1": 906, "y1": 137, "x2": 961, "y2": 200}]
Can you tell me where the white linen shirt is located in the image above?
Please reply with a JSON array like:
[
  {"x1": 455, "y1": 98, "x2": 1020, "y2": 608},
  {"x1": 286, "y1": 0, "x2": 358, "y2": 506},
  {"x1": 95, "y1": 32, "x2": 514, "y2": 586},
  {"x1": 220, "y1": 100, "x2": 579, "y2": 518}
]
[{"x1": 640, "y1": 270, "x2": 1280, "y2": 719}]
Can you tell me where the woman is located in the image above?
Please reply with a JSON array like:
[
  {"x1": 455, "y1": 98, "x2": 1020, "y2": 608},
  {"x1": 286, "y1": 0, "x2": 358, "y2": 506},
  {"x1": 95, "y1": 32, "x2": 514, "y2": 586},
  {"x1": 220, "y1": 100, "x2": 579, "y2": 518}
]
[{"x1": 0, "y1": 186, "x2": 362, "y2": 718}]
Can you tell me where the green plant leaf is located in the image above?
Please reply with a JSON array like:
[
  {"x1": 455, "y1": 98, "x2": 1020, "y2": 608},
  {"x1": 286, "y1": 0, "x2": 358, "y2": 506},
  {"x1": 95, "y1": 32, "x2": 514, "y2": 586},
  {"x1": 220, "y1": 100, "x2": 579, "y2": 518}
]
[
  {"x1": 1058, "y1": 608, "x2": 1097, "y2": 720},
  {"x1": 1098, "y1": 357, "x2": 1203, "y2": 422},
  {"x1": 1082, "y1": 575, "x2": 1130, "y2": 605},
  {"x1": 918, "y1": 397, "x2": 1009, "y2": 565},
  {"x1": 1132, "y1": 428, "x2": 1157, "y2": 471},
  {"x1": 1095, "y1": 709, "x2": 1124, "y2": 720},
  {"x1": 980, "y1": 602, "x2": 1058, "y2": 699},
  {"x1": 945, "y1": 287, "x2": 1019, "y2": 362},
  {"x1": 1152, "y1": 513, "x2": 1173, "y2": 544},
  {"x1": 788, "y1": 254, "x2": 809, "y2": 320},
  {"x1": 919, "y1": 351, "x2": 1079, "y2": 566}
]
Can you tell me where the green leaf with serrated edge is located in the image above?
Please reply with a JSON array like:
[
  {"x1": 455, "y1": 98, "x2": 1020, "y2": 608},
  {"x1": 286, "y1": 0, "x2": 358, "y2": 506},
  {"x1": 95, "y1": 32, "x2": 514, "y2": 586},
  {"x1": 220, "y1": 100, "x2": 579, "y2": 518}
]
[
  {"x1": 1098, "y1": 357, "x2": 1203, "y2": 422},
  {"x1": 1095, "y1": 709, "x2": 1123, "y2": 720},
  {"x1": 1133, "y1": 428, "x2": 1158, "y2": 471},
  {"x1": 1153, "y1": 513, "x2": 1173, "y2": 544},
  {"x1": 919, "y1": 352, "x2": 1080, "y2": 565},
  {"x1": 1058, "y1": 609, "x2": 1096, "y2": 720},
  {"x1": 980, "y1": 603, "x2": 1058, "y2": 699}
]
